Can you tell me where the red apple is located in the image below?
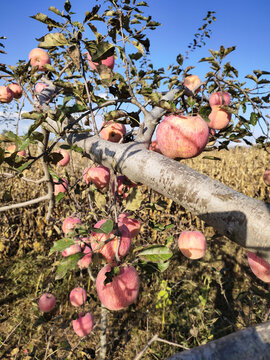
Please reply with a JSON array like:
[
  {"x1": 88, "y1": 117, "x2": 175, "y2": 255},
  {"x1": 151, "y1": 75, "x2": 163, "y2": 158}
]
[
  {"x1": 69, "y1": 287, "x2": 87, "y2": 307},
  {"x1": 90, "y1": 219, "x2": 131, "y2": 262},
  {"x1": 73, "y1": 312, "x2": 94, "y2": 337},
  {"x1": 100, "y1": 121, "x2": 126, "y2": 143},
  {"x1": 149, "y1": 140, "x2": 162, "y2": 154},
  {"x1": 7, "y1": 83, "x2": 22, "y2": 99},
  {"x1": 62, "y1": 217, "x2": 82, "y2": 234},
  {"x1": 247, "y1": 251, "x2": 270, "y2": 283},
  {"x1": 83, "y1": 165, "x2": 110, "y2": 189},
  {"x1": 62, "y1": 244, "x2": 81, "y2": 257},
  {"x1": 6, "y1": 144, "x2": 26, "y2": 157},
  {"x1": 156, "y1": 114, "x2": 209, "y2": 159},
  {"x1": 183, "y1": 75, "x2": 201, "y2": 93},
  {"x1": 87, "y1": 52, "x2": 115, "y2": 71},
  {"x1": 112, "y1": 175, "x2": 136, "y2": 200},
  {"x1": 57, "y1": 149, "x2": 70, "y2": 167},
  {"x1": 29, "y1": 48, "x2": 51, "y2": 71},
  {"x1": 53, "y1": 178, "x2": 68, "y2": 195},
  {"x1": 178, "y1": 231, "x2": 207, "y2": 259},
  {"x1": 38, "y1": 293, "x2": 56, "y2": 312},
  {"x1": 96, "y1": 264, "x2": 140, "y2": 311},
  {"x1": 209, "y1": 91, "x2": 230, "y2": 107},
  {"x1": 263, "y1": 169, "x2": 270, "y2": 186},
  {"x1": 35, "y1": 82, "x2": 48, "y2": 93},
  {"x1": 118, "y1": 214, "x2": 141, "y2": 238},
  {"x1": 0, "y1": 86, "x2": 14, "y2": 103},
  {"x1": 77, "y1": 246, "x2": 92, "y2": 269},
  {"x1": 208, "y1": 105, "x2": 231, "y2": 130}
]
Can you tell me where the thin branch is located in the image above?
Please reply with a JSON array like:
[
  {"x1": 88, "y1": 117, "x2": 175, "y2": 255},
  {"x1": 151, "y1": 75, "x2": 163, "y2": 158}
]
[
  {"x1": 2, "y1": 172, "x2": 46, "y2": 184},
  {"x1": 0, "y1": 194, "x2": 50, "y2": 212},
  {"x1": 133, "y1": 334, "x2": 159, "y2": 360},
  {"x1": 0, "y1": 320, "x2": 23, "y2": 349}
]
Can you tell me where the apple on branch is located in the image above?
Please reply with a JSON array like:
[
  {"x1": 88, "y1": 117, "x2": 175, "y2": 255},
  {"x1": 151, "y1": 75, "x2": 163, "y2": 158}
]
[
  {"x1": 29, "y1": 48, "x2": 51, "y2": 71},
  {"x1": 0, "y1": 86, "x2": 14, "y2": 103},
  {"x1": 156, "y1": 114, "x2": 209, "y2": 159}
]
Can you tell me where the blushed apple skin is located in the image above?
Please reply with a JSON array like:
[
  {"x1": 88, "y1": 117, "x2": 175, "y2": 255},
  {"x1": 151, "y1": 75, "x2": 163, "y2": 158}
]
[
  {"x1": 247, "y1": 251, "x2": 270, "y2": 283},
  {"x1": 209, "y1": 91, "x2": 230, "y2": 107},
  {"x1": 208, "y1": 105, "x2": 231, "y2": 130},
  {"x1": 53, "y1": 178, "x2": 68, "y2": 195},
  {"x1": 77, "y1": 246, "x2": 92, "y2": 269},
  {"x1": 96, "y1": 264, "x2": 140, "y2": 311},
  {"x1": 29, "y1": 48, "x2": 51, "y2": 71},
  {"x1": 72, "y1": 312, "x2": 94, "y2": 337},
  {"x1": 90, "y1": 219, "x2": 131, "y2": 262},
  {"x1": 183, "y1": 75, "x2": 201, "y2": 92},
  {"x1": 87, "y1": 52, "x2": 115, "y2": 70},
  {"x1": 99, "y1": 121, "x2": 126, "y2": 143},
  {"x1": 35, "y1": 82, "x2": 48, "y2": 93},
  {"x1": 0, "y1": 86, "x2": 14, "y2": 103},
  {"x1": 6, "y1": 144, "x2": 26, "y2": 157},
  {"x1": 118, "y1": 215, "x2": 141, "y2": 238},
  {"x1": 69, "y1": 287, "x2": 87, "y2": 307},
  {"x1": 263, "y1": 169, "x2": 270, "y2": 186},
  {"x1": 62, "y1": 244, "x2": 81, "y2": 257},
  {"x1": 149, "y1": 140, "x2": 162, "y2": 154},
  {"x1": 38, "y1": 293, "x2": 56, "y2": 312},
  {"x1": 62, "y1": 217, "x2": 82, "y2": 234},
  {"x1": 156, "y1": 114, "x2": 209, "y2": 159},
  {"x1": 57, "y1": 149, "x2": 70, "y2": 166},
  {"x1": 178, "y1": 231, "x2": 207, "y2": 259},
  {"x1": 83, "y1": 165, "x2": 110, "y2": 189},
  {"x1": 8, "y1": 83, "x2": 22, "y2": 99}
]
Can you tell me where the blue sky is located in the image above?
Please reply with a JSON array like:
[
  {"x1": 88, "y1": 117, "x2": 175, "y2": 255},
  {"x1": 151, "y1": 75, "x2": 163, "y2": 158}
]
[{"x1": 1, "y1": 0, "x2": 270, "y2": 137}]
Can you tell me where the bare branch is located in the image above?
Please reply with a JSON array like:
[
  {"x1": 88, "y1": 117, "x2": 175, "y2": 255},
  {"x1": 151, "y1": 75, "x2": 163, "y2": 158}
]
[{"x1": 0, "y1": 194, "x2": 50, "y2": 212}]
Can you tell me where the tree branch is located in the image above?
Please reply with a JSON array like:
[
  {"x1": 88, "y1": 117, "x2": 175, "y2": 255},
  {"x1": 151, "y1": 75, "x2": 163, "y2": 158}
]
[
  {"x1": 0, "y1": 194, "x2": 50, "y2": 212},
  {"x1": 166, "y1": 320, "x2": 270, "y2": 360}
]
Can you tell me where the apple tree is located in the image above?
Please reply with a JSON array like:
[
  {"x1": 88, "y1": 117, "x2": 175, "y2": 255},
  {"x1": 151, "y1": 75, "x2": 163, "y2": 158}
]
[{"x1": 1, "y1": 0, "x2": 270, "y2": 358}]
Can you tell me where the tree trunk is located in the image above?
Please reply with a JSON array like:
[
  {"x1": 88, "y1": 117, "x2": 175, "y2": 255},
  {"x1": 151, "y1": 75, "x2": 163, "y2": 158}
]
[{"x1": 166, "y1": 320, "x2": 270, "y2": 360}]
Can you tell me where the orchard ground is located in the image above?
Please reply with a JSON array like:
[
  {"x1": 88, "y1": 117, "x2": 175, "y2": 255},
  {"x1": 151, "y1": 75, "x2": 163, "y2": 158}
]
[{"x1": 0, "y1": 145, "x2": 270, "y2": 359}]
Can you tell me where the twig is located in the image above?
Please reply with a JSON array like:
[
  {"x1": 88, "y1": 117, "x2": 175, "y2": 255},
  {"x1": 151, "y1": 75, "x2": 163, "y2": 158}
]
[
  {"x1": 133, "y1": 334, "x2": 159, "y2": 360},
  {"x1": 0, "y1": 320, "x2": 23, "y2": 349},
  {"x1": 0, "y1": 194, "x2": 50, "y2": 212},
  {"x1": 134, "y1": 334, "x2": 189, "y2": 360}
]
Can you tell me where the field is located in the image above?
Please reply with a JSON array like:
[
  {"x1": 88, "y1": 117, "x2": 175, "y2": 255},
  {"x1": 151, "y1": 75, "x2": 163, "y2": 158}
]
[{"x1": 0, "y1": 146, "x2": 270, "y2": 360}]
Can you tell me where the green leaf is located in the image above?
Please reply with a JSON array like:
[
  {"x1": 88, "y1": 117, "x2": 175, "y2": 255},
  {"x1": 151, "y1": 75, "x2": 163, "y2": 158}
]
[
  {"x1": 0, "y1": 147, "x2": 5, "y2": 165},
  {"x1": 91, "y1": 219, "x2": 114, "y2": 235},
  {"x1": 55, "y1": 253, "x2": 82, "y2": 280},
  {"x1": 49, "y1": 238, "x2": 75, "y2": 255},
  {"x1": 38, "y1": 33, "x2": 69, "y2": 49},
  {"x1": 202, "y1": 156, "x2": 222, "y2": 161},
  {"x1": 48, "y1": 6, "x2": 62, "y2": 16},
  {"x1": 30, "y1": 13, "x2": 63, "y2": 28},
  {"x1": 55, "y1": 192, "x2": 66, "y2": 203},
  {"x1": 125, "y1": 187, "x2": 143, "y2": 211},
  {"x1": 64, "y1": 0, "x2": 71, "y2": 13},
  {"x1": 85, "y1": 41, "x2": 115, "y2": 63},
  {"x1": 245, "y1": 74, "x2": 258, "y2": 83},
  {"x1": 250, "y1": 112, "x2": 258, "y2": 126},
  {"x1": 94, "y1": 190, "x2": 107, "y2": 210},
  {"x1": 138, "y1": 245, "x2": 173, "y2": 263},
  {"x1": 199, "y1": 106, "x2": 211, "y2": 122},
  {"x1": 17, "y1": 161, "x2": 31, "y2": 172}
]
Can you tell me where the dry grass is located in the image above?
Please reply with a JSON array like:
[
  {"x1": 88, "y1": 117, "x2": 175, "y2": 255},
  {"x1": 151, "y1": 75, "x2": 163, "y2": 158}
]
[{"x1": 0, "y1": 146, "x2": 269, "y2": 359}]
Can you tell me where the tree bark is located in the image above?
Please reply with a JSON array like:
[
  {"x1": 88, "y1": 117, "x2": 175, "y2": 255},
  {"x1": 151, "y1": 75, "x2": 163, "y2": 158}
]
[
  {"x1": 166, "y1": 320, "x2": 270, "y2": 360},
  {"x1": 63, "y1": 133, "x2": 270, "y2": 262}
]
